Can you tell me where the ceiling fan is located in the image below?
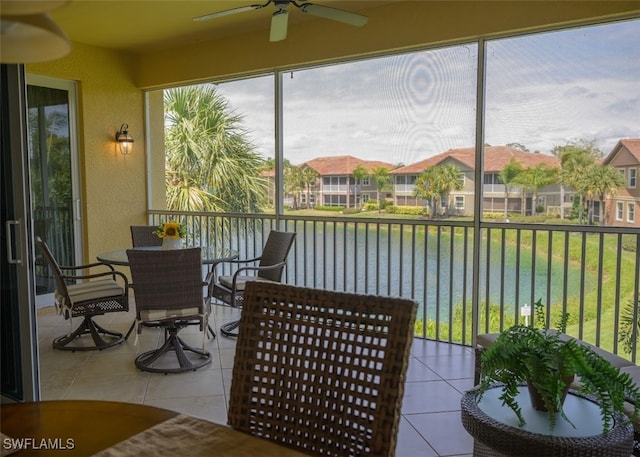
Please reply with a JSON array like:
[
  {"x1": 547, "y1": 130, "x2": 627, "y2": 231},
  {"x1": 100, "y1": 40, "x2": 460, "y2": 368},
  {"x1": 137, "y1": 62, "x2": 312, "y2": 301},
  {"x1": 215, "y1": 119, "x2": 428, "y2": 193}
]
[{"x1": 193, "y1": 0, "x2": 368, "y2": 42}]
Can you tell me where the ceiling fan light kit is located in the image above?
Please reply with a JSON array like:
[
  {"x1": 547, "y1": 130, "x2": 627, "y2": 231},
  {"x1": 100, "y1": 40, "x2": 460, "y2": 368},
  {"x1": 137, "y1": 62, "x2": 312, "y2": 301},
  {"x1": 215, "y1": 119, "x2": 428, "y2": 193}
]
[
  {"x1": 0, "y1": 0, "x2": 70, "y2": 63},
  {"x1": 0, "y1": 12, "x2": 71, "y2": 63},
  {"x1": 0, "y1": 0, "x2": 69, "y2": 15},
  {"x1": 194, "y1": 0, "x2": 368, "y2": 42}
]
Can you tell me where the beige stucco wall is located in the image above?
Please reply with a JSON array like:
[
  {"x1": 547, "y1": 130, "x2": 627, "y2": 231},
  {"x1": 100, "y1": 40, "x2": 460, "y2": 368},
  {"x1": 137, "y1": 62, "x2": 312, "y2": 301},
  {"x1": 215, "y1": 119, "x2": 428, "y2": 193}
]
[
  {"x1": 27, "y1": 43, "x2": 147, "y2": 262},
  {"x1": 147, "y1": 91, "x2": 167, "y2": 211}
]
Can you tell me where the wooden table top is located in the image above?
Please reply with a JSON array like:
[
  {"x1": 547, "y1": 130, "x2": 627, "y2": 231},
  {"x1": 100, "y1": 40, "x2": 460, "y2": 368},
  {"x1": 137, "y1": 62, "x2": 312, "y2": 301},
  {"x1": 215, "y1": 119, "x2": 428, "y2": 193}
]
[{"x1": 1, "y1": 400, "x2": 309, "y2": 456}]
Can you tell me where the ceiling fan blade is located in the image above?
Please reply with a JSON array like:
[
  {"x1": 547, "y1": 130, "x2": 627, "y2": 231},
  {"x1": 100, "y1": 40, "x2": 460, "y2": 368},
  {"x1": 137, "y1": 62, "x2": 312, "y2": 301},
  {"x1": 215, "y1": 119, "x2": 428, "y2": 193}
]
[
  {"x1": 299, "y1": 3, "x2": 368, "y2": 27},
  {"x1": 193, "y1": 3, "x2": 269, "y2": 22},
  {"x1": 269, "y1": 9, "x2": 289, "y2": 42}
]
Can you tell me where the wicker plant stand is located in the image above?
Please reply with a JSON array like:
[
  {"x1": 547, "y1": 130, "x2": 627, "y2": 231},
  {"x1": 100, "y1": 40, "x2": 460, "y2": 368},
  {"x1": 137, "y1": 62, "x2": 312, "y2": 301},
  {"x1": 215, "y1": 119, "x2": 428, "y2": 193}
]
[{"x1": 461, "y1": 387, "x2": 634, "y2": 457}]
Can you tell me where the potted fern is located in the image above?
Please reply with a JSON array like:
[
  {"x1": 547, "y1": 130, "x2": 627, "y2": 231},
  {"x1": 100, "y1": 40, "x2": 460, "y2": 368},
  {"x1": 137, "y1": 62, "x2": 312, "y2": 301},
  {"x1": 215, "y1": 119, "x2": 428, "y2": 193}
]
[{"x1": 476, "y1": 323, "x2": 640, "y2": 432}]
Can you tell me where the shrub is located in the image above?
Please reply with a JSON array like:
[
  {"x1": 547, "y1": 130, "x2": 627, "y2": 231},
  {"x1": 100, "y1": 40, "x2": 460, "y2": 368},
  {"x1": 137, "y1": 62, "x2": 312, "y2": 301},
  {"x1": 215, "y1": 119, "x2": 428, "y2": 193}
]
[
  {"x1": 386, "y1": 205, "x2": 423, "y2": 216},
  {"x1": 618, "y1": 294, "x2": 640, "y2": 354},
  {"x1": 622, "y1": 234, "x2": 638, "y2": 252},
  {"x1": 314, "y1": 205, "x2": 344, "y2": 212}
]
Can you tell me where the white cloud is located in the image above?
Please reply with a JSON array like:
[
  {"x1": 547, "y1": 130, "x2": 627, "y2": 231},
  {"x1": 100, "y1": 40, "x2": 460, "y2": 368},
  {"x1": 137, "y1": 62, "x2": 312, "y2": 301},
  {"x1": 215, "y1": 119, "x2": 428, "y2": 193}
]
[{"x1": 215, "y1": 19, "x2": 639, "y2": 164}]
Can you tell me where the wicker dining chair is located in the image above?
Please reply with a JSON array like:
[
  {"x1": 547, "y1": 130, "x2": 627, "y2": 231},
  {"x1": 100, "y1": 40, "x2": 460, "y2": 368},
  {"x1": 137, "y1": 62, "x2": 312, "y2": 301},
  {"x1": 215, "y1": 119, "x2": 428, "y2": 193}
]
[
  {"x1": 227, "y1": 281, "x2": 418, "y2": 457},
  {"x1": 127, "y1": 247, "x2": 212, "y2": 373},
  {"x1": 212, "y1": 230, "x2": 296, "y2": 337},
  {"x1": 36, "y1": 236, "x2": 129, "y2": 351},
  {"x1": 124, "y1": 225, "x2": 163, "y2": 339},
  {"x1": 130, "y1": 225, "x2": 163, "y2": 247}
]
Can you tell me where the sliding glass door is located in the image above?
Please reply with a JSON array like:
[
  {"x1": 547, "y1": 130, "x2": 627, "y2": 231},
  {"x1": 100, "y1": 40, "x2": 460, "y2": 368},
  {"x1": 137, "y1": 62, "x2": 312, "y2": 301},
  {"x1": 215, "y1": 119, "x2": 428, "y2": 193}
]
[
  {"x1": 1, "y1": 64, "x2": 39, "y2": 402},
  {"x1": 26, "y1": 75, "x2": 82, "y2": 307}
]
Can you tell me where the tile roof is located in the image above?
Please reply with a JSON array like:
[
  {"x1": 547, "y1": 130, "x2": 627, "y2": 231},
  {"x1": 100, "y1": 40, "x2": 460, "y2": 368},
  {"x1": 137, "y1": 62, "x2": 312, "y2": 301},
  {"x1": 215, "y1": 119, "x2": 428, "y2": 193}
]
[
  {"x1": 302, "y1": 155, "x2": 395, "y2": 175},
  {"x1": 621, "y1": 139, "x2": 640, "y2": 160},
  {"x1": 390, "y1": 146, "x2": 559, "y2": 174},
  {"x1": 603, "y1": 138, "x2": 640, "y2": 164}
]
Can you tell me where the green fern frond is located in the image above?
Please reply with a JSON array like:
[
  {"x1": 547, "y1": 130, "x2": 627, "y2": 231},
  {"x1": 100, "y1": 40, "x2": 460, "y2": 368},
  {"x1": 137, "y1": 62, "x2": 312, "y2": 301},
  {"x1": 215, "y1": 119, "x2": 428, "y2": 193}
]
[{"x1": 475, "y1": 323, "x2": 640, "y2": 433}]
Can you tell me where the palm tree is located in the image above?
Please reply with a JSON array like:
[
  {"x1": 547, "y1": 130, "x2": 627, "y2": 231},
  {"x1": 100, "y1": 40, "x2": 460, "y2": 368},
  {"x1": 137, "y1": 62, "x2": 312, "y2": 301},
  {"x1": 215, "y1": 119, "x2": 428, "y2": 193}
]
[
  {"x1": 414, "y1": 167, "x2": 439, "y2": 218},
  {"x1": 352, "y1": 164, "x2": 369, "y2": 210},
  {"x1": 372, "y1": 167, "x2": 392, "y2": 212},
  {"x1": 554, "y1": 140, "x2": 602, "y2": 223},
  {"x1": 513, "y1": 164, "x2": 557, "y2": 216},
  {"x1": 414, "y1": 164, "x2": 463, "y2": 218},
  {"x1": 284, "y1": 165, "x2": 304, "y2": 210},
  {"x1": 435, "y1": 164, "x2": 464, "y2": 216},
  {"x1": 498, "y1": 159, "x2": 523, "y2": 219},
  {"x1": 164, "y1": 85, "x2": 266, "y2": 214},
  {"x1": 583, "y1": 164, "x2": 624, "y2": 225},
  {"x1": 300, "y1": 166, "x2": 319, "y2": 209}
]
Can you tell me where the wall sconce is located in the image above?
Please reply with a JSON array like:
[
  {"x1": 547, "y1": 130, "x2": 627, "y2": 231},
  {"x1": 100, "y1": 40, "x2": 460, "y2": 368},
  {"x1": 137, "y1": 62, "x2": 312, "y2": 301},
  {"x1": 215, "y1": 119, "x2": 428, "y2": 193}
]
[{"x1": 115, "y1": 124, "x2": 134, "y2": 155}]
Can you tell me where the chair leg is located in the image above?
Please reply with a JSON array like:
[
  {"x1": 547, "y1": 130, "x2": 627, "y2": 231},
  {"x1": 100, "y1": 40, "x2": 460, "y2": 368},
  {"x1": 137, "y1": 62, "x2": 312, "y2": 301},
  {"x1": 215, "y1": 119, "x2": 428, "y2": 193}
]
[
  {"x1": 220, "y1": 319, "x2": 240, "y2": 338},
  {"x1": 53, "y1": 316, "x2": 124, "y2": 351},
  {"x1": 135, "y1": 326, "x2": 212, "y2": 374},
  {"x1": 124, "y1": 320, "x2": 136, "y2": 341}
]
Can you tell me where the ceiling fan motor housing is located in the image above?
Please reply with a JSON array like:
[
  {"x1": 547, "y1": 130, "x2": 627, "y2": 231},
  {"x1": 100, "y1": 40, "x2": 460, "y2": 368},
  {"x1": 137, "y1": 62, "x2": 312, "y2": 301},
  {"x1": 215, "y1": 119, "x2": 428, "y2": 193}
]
[{"x1": 273, "y1": 0, "x2": 291, "y2": 9}]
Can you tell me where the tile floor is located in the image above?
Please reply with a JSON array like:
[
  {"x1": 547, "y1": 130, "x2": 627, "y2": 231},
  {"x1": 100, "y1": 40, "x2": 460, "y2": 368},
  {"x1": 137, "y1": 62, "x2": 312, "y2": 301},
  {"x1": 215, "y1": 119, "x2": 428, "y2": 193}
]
[{"x1": 36, "y1": 304, "x2": 475, "y2": 457}]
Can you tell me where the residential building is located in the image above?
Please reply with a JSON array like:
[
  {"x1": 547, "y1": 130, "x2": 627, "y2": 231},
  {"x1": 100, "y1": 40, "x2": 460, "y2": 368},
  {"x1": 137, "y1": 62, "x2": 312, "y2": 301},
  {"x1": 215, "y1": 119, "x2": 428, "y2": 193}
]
[
  {"x1": 301, "y1": 155, "x2": 395, "y2": 208},
  {"x1": 390, "y1": 146, "x2": 562, "y2": 217},
  {"x1": 603, "y1": 138, "x2": 640, "y2": 228}
]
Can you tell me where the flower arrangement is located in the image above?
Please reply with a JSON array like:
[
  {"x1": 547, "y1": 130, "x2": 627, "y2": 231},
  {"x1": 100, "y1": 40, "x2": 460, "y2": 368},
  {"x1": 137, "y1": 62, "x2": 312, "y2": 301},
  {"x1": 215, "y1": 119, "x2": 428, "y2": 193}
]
[{"x1": 153, "y1": 221, "x2": 186, "y2": 239}]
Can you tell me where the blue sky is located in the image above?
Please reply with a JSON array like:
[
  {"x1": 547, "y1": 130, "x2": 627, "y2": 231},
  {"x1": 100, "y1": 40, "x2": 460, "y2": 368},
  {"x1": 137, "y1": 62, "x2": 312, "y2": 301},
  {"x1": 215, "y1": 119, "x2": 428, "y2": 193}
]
[{"x1": 215, "y1": 18, "x2": 639, "y2": 165}]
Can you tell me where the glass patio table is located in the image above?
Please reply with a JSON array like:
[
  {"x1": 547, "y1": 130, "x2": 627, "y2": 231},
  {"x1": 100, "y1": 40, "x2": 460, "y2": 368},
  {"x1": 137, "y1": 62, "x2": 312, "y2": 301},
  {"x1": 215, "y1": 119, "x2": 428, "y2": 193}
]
[
  {"x1": 96, "y1": 245, "x2": 238, "y2": 267},
  {"x1": 97, "y1": 245, "x2": 238, "y2": 313},
  {"x1": 461, "y1": 386, "x2": 634, "y2": 457}
]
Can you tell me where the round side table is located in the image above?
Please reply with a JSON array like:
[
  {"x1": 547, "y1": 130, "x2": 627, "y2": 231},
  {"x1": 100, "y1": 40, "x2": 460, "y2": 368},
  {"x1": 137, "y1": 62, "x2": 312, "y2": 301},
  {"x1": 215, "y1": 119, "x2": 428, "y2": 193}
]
[{"x1": 461, "y1": 386, "x2": 634, "y2": 457}]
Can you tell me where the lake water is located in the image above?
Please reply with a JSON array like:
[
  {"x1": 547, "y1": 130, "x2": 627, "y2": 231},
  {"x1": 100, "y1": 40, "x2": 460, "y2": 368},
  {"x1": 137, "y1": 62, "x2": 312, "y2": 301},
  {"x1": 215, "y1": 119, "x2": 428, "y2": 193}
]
[{"x1": 275, "y1": 222, "x2": 596, "y2": 322}]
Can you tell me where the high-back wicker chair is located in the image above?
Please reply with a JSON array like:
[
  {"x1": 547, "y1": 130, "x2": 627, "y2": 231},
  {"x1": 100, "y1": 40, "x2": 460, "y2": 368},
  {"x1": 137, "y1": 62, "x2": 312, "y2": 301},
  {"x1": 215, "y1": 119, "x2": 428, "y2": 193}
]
[
  {"x1": 36, "y1": 236, "x2": 129, "y2": 351},
  {"x1": 126, "y1": 247, "x2": 212, "y2": 373},
  {"x1": 212, "y1": 230, "x2": 296, "y2": 337},
  {"x1": 130, "y1": 225, "x2": 163, "y2": 247},
  {"x1": 228, "y1": 281, "x2": 418, "y2": 457}
]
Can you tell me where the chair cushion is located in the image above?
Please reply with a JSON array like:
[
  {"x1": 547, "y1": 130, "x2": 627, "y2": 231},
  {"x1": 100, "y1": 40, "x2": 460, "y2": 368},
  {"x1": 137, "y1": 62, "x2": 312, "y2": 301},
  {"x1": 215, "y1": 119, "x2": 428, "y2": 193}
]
[
  {"x1": 620, "y1": 366, "x2": 640, "y2": 391},
  {"x1": 556, "y1": 333, "x2": 635, "y2": 369},
  {"x1": 140, "y1": 307, "x2": 202, "y2": 322},
  {"x1": 476, "y1": 333, "x2": 499, "y2": 349},
  {"x1": 218, "y1": 275, "x2": 276, "y2": 292},
  {"x1": 66, "y1": 280, "x2": 124, "y2": 303}
]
